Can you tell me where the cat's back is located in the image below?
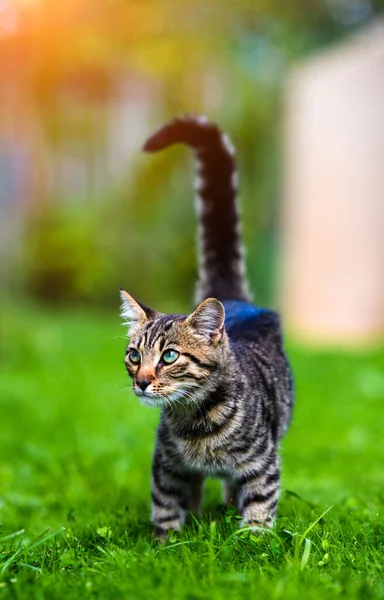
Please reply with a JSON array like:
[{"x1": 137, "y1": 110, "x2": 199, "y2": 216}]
[
  {"x1": 223, "y1": 299, "x2": 290, "y2": 382},
  {"x1": 224, "y1": 300, "x2": 293, "y2": 439},
  {"x1": 223, "y1": 300, "x2": 282, "y2": 347}
]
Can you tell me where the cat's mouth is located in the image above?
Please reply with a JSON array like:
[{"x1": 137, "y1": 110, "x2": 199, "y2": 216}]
[
  {"x1": 134, "y1": 387, "x2": 196, "y2": 409},
  {"x1": 133, "y1": 382, "x2": 203, "y2": 409},
  {"x1": 134, "y1": 389, "x2": 166, "y2": 407}
]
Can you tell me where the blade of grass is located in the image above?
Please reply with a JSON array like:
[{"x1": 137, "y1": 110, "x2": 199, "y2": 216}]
[
  {"x1": 300, "y1": 538, "x2": 311, "y2": 570},
  {"x1": 0, "y1": 527, "x2": 65, "y2": 575},
  {"x1": 18, "y1": 562, "x2": 42, "y2": 574},
  {"x1": 158, "y1": 540, "x2": 206, "y2": 551},
  {"x1": 217, "y1": 525, "x2": 283, "y2": 557},
  {"x1": 299, "y1": 506, "x2": 333, "y2": 548},
  {"x1": 0, "y1": 530, "x2": 25, "y2": 542}
]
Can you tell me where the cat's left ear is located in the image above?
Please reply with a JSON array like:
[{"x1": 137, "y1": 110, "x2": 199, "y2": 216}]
[
  {"x1": 120, "y1": 289, "x2": 158, "y2": 328},
  {"x1": 186, "y1": 298, "x2": 225, "y2": 344}
]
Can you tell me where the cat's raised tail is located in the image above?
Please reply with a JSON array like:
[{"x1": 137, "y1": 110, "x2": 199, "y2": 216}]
[{"x1": 143, "y1": 116, "x2": 252, "y2": 304}]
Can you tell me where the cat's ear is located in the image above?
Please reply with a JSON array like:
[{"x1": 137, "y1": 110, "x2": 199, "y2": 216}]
[
  {"x1": 120, "y1": 289, "x2": 157, "y2": 327},
  {"x1": 186, "y1": 298, "x2": 225, "y2": 344}
]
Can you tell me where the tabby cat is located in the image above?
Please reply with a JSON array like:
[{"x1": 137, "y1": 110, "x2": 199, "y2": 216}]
[{"x1": 120, "y1": 116, "x2": 293, "y2": 538}]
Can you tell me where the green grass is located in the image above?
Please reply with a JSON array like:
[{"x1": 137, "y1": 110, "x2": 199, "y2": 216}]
[{"x1": 0, "y1": 303, "x2": 383, "y2": 599}]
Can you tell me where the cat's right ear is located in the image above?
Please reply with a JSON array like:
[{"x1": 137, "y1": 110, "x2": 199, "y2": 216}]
[
  {"x1": 120, "y1": 289, "x2": 157, "y2": 327},
  {"x1": 186, "y1": 298, "x2": 225, "y2": 344}
]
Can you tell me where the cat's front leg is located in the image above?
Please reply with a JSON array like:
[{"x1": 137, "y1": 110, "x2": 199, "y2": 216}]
[
  {"x1": 236, "y1": 455, "x2": 280, "y2": 530},
  {"x1": 151, "y1": 447, "x2": 198, "y2": 539}
]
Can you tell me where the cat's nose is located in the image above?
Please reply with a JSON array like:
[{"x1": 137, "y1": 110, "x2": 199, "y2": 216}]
[{"x1": 136, "y1": 379, "x2": 150, "y2": 391}]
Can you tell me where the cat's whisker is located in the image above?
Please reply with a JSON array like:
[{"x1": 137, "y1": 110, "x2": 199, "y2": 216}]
[
  {"x1": 119, "y1": 385, "x2": 136, "y2": 399},
  {"x1": 176, "y1": 388, "x2": 205, "y2": 419}
]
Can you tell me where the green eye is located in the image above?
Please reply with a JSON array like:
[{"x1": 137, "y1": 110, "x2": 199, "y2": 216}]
[
  {"x1": 162, "y1": 350, "x2": 179, "y2": 364},
  {"x1": 128, "y1": 349, "x2": 141, "y2": 364}
]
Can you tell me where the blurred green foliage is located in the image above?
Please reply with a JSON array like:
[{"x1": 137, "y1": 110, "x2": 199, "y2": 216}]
[{"x1": 3, "y1": 0, "x2": 383, "y2": 308}]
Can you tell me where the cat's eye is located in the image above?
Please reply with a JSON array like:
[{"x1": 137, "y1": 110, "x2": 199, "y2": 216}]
[
  {"x1": 161, "y1": 349, "x2": 179, "y2": 364},
  {"x1": 128, "y1": 349, "x2": 141, "y2": 364}
]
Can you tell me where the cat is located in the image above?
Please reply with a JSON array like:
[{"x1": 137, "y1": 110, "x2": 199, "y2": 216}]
[{"x1": 120, "y1": 116, "x2": 293, "y2": 539}]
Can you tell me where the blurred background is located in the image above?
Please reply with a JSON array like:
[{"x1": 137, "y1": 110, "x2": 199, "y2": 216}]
[
  {"x1": 1, "y1": 0, "x2": 383, "y2": 345},
  {"x1": 0, "y1": 3, "x2": 384, "y2": 583}
]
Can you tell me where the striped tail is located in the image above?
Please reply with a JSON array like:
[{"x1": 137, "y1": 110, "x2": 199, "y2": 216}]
[{"x1": 142, "y1": 115, "x2": 251, "y2": 304}]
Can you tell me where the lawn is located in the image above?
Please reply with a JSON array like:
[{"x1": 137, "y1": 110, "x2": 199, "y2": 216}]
[{"x1": 0, "y1": 302, "x2": 383, "y2": 599}]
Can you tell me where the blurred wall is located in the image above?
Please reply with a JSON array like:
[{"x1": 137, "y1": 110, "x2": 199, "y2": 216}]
[{"x1": 281, "y1": 20, "x2": 384, "y2": 344}]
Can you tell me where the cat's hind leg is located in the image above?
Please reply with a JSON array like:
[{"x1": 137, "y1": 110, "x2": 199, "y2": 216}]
[
  {"x1": 222, "y1": 479, "x2": 238, "y2": 508},
  {"x1": 187, "y1": 473, "x2": 204, "y2": 515}
]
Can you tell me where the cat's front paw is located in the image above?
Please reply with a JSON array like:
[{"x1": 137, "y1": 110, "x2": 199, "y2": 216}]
[
  {"x1": 153, "y1": 527, "x2": 170, "y2": 543},
  {"x1": 153, "y1": 526, "x2": 181, "y2": 544},
  {"x1": 240, "y1": 519, "x2": 273, "y2": 536},
  {"x1": 240, "y1": 510, "x2": 274, "y2": 535}
]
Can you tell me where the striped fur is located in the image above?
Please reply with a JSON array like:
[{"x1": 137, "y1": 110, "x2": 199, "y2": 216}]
[{"x1": 121, "y1": 116, "x2": 293, "y2": 539}]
